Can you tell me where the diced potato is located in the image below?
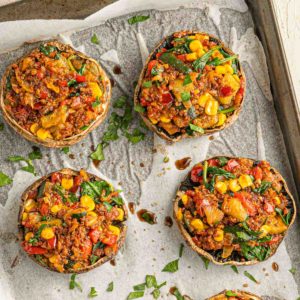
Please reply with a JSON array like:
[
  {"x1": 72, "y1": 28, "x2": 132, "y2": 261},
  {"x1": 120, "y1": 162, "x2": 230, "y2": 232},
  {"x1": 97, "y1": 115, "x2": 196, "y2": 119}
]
[
  {"x1": 274, "y1": 196, "x2": 281, "y2": 206},
  {"x1": 108, "y1": 225, "x2": 120, "y2": 237},
  {"x1": 149, "y1": 117, "x2": 159, "y2": 124},
  {"x1": 115, "y1": 208, "x2": 124, "y2": 221},
  {"x1": 238, "y1": 174, "x2": 253, "y2": 189},
  {"x1": 219, "y1": 73, "x2": 240, "y2": 105},
  {"x1": 79, "y1": 169, "x2": 89, "y2": 181},
  {"x1": 169, "y1": 79, "x2": 194, "y2": 101},
  {"x1": 216, "y1": 113, "x2": 227, "y2": 126},
  {"x1": 204, "y1": 206, "x2": 224, "y2": 226},
  {"x1": 193, "y1": 115, "x2": 218, "y2": 129},
  {"x1": 222, "y1": 197, "x2": 248, "y2": 221},
  {"x1": 24, "y1": 199, "x2": 37, "y2": 212},
  {"x1": 41, "y1": 106, "x2": 68, "y2": 129},
  {"x1": 22, "y1": 212, "x2": 28, "y2": 221},
  {"x1": 51, "y1": 204, "x2": 62, "y2": 214},
  {"x1": 228, "y1": 179, "x2": 241, "y2": 192},
  {"x1": 222, "y1": 245, "x2": 234, "y2": 258},
  {"x1": 89, "y1": 82, "x2": 103, "y2": 99},
  {"x1": 205, "y1": 99, "x2": 219, "y2": 116},
  {"x1": 158, "y1": 122, "x2": 180, "y2": 135},
  {"x1": 86, "y1": 211, "x2": 98, "y2": 226},
  {"x1": 224, "y1": 64, "x2": 234, "y2": 74},
  {"x1": 215, "y1": 66, "x2": 226, "y2": 75},
  {"x1": 265, "y1": 216, "x2": 288, "y2": 234},
  {"x1": 215, "y1": 181, "x2": 227, "y2": 194},
  {"x1": 259, "y1": 225, "x2": 271, "y2": 238},
  {"x1": 214, "y1": 229, "x2": 224, "y2": 242},
  {"x1": 80, "y1": 195, "x2": 95, "y2": 211},
  {"x1": 190, "y1": 218, "x2": 205, "y2": 232}
]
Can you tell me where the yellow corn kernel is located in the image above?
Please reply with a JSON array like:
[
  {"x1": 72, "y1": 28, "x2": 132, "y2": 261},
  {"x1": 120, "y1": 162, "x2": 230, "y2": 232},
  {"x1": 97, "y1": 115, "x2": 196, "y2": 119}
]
[
  {"x1": 238, "y1": 174, "x2": 253, "y2": 189},
  {"x1": 215, "y1": 66, "x2": 226, "y2": 74},
  {"x1": 89, "y1": 82, "x2": 103, "y2": 99},
  {"x1": 86, "y1": 211, "x2": 98, "y2": 226},
  {"x1": 41, "y1": 227, "x2": 55, "y2": 240},
  {"x1": 181, "y1": 194, "x2": 188, "y2": 205},
  {"x1": 24, "y1": 199, "x2": 37, "y2": 212},
  {"x1": 176, "y1": 208, "x2": 183, "y2": 221},
  {"x1": 214, "y1": 229, "x2": 224, "y2": 242},
  {"x1": 186, "y1": 53, "x2": 198, "y2": 61},
  {"x1": 30, "y1": 123, "x2": 39, "y2": 134},
  {"x1": 61, "y1": 177, "x2": 73, "y2": 190},
  {"x1": 152, "y1": 74, "x2": 163, "y2": 82},
  {"x1": 49, "y1": 255, "x2": 59, "y2": 264},
  {"x1": 233, "y1": 74, "x2": 240, "y2": 82},
  {"x1": 216, "y1": 113, "x2": 227, "y2": 127},
  {"x1": 108, "y1": 225, "x2": 120, "y2": 237},
  {"x1": 51, "y1": 204, "x2": 62, "y2": 214},
  {"x1": 80, "y1": 195, "x2": 95, "y2": 211},
  {"x1": 25, "y1": 232, "x2": 34, "y2": 241},
  {"x1": 274, "y1": 196, "x2": 281, "y2": 206},
  {"x1": 22, "y1": 212, "x2": 28, "y2": 221},
  {"x1": 160, "y1": 115, "x2": 171, "y2": 123},
  {"x1": 36, "y1": 128, "x2": 51, "y2": 140},
  {"x1": 190, "y1": 219, "x2": 205, "y2": 232},
  {"x1": 228, "y1": 179, "x2": 241, "y2": 192},
  {"x1": 189, "y1": 40, "x2": 202, "y2": 52},
  {"x1": 225, "y1": 64, "x2": 234, "y2": 74},
  {"x1": 259, "y1": 225, "x2": 271, "y2": 238},
  {"x1": 116, "y1": 208, "x2": 124, "y2": 221},
  {"x1": 215, "y1": 181, "x2": 227, "y2": 194},
  {"x1": 188, "y1": 35, "x2": 196, "y2": 40},
  {"x1": 54, "y1": 263, "x2": 64, "y2": 273},
  {"x1": 197, "y1": 48, "x2": 205, "y2": 58},
  {"x1": 205, "y1": 99, "x2": 219, "y2": 116},
  {"x1": 40, "y1": 219, "x2": 62, "y2": 227},
  {"x1": 198, "y1": 92, "x2": 214, "y2": 107},
  {"x1": 149, "y1": 117, "x2": 158, "y2": 124},
  {"x1": 79, "y1": 169, "x2": 89, "y2": 181},
  {"x1": 72, "y1": 262, "x2": 83, "y2": 270}
]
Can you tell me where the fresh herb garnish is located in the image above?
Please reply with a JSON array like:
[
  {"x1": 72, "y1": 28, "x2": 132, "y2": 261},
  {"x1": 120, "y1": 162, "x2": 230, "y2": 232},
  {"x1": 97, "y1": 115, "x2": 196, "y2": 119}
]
[
  {"x1": 106, "y1": 282, "x2": 114, "y2": 292},
  {"x1": 128, "y1": 15, "x2": 150, "y2": 25},
  {"x1": 89, "y1": 254, "x2": 99, "y2": 265},
  {"x1": 88, "y1": 287, "x2": 98, "y2": 298},
  {"x1": 0, "y1": 123, "x2": 4, "y2": 131},
  {"x1": 141, "y1": 211, "x2": 156, "y2": 224},
  {"x1": 183, "y1": 74, "x2": 192, "y2": 86},
  {"x1": 72, "y1": 212, "x2": 87, "y2": 219},
  {"x1": 68, "y1": 79, "x2": 77, "y2": 87},
  {"x1": 93, "y1": 241, "x2": 105, "y2": 251},
  {"x1": 92, "y1": 97, "x2": 101, "y2": 108},
  {"x1": 218, "y1": 156, "x2": 228, "y2": 166},
  {"x1": 6, "y1": 75, "x2": 12, "y2": 91},
  {"x1": 91, "y1": 33, "x2": 100, "y2": 44},
  {"x1": 146, "y1": 275, "x2": 157, "y2": 288},
  {"x1": 39, "y1": 45, "x2": 59, "y2": 58},
  {"x1": 103, "y1": 201, "x2": 113, "y2": 212},
  {"x1": 193, "y1": 46, "x2": 221, "y2": 71},
  {"x1": 231, "y1": 265, "x2": 239, "y2": 274},
  {"x1": 160, "y1": 53, "x2": 192, "y2": 74},
  {"x1": 62, "y1": 147, "x2": 70, "y2": 154},
  {"x1": 162, "y1": 259, "x2": 179, "y2": 273},
  {"x1": 225, "y1": 291, "x2": 238, "y2": 297},
  {"x1": 80, "y1": 125, "x2": 89, "y2": 131},
  {"x1": 181, "y1": 91, "x2": 190, "y2": 102},
  {"x1": 289, "y1": 267, "x2": 297, "y2": 275},
  {"x1": 29, "y1": 224, "x2": 47, "y2": 245},
  {"x1": 253, "y1": 181, "x2": 272, "y2": 194},
  {"x1": 124, "y1": 128, "x2": 145, "y2": 144},
  {"x1": 0, "y1": 172, "x2": 13, "y2": 187},
  {"x1": 133, "y1": 283, "x2": 146, "y2": 291},
  {"x1": 275, "y1": 207, "x2": 292, "y2": 225},
  {"x1": 207, "y1": 54, "x2": 238, "y2": 66},
  {"x1": 201, "y1": 256, "x2": 210, "y2": 270},
  {"x1": 218, "y1": 106, "x2": 235, "y2": 114},
  {"x1": 69, "y1": 274, "x2": 82, "y2": 292},
  {"x1": 152, "y1": 289, "x2": 160, "y2": 299},
  {"x1": 127, "y1": 291, "x2": 144, "y2": 299},
  {"x1": 172, "y1": 287, "x2": 184, "y2": 300},
  {"x1": 179, "y1": 243, "x2": 184, "y2": 257},
  {"x1": 90, "y1": 143, "x2": 105, "y2": 161},
  {"x1": 189, "y1": 123, "x2": 204, "y2": 133},
  {"x1": 77, "y1": 63, "x2": 86, "y2": 75},
  {"x1": 244, "y1": 270, "x2": 258, "y2": 283},
  {"x1": 81, "y1": 180, "x2": 111, "y2": 201},
  {"x1": 113, "y1": 96, "x2": 127, "y2": 109},
  {"x1": 28, "y1": 146, "x2": 42, "y2": 160},
  {"x1": 143, "y1": 81, "x2": 152, "y2": 88},
  {"x1": 134, "y1": 104, "x2": 146, "y2": 113}
]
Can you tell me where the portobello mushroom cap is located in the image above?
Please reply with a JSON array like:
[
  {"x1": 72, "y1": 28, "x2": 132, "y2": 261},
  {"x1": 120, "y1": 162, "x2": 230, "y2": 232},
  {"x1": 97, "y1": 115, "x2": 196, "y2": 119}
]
[
  {"x1": 134, "y1": 31, "x2": 246, "y2": 142},
  {"x1": 18, "y1": 168, "x2": 127, "y2": 273},
  {"x1": 173, "y1": 156, "x2": 296, "y2": 266},
  {"x1": 207, "y1": 290, "x2": 261, "y2": 300},
  {"x1": 0, "y1": 40, "x2": 111, "y2": 148}
]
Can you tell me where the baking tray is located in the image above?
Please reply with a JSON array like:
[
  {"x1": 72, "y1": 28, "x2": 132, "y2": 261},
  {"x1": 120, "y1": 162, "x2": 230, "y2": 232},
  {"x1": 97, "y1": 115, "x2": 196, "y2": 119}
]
[{"x1": 0, "y1": 1, "x2": 299, "y2": 299}]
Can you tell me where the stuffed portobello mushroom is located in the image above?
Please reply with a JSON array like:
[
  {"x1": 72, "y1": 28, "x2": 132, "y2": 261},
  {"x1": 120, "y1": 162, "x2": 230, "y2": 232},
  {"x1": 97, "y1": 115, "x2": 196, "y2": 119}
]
[
  {"x1": 0, "y1": 41, "x2": 111, "y2": 147},
  {"x1": 174, "y1": 156, "x2": 296, "y2": 265},
  {"x1": 207, "y1": 290, "x2": 261, "y2": 300},
  {"x1": 18, "y1": 168, "x2": 127, "y2": 273},
  {"x1": 134, "y1": 31, "x2": 245, "y2": 142}
]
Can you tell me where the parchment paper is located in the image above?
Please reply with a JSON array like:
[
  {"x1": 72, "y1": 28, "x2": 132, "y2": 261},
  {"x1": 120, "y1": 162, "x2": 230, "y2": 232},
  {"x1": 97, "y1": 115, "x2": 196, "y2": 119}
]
[{"x1": 0, "y1": 1, "x2": 299, "y2": 299}]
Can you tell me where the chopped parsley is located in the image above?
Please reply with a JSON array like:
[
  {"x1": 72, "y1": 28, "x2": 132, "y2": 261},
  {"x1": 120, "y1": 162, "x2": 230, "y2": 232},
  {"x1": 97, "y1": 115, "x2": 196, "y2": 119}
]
[
  {"x1": 69, "y1": 274, "x2": 82, "y2": 292},
  {"x1": 106, "y1": 281, "x2": 114, "y2": 292},
  {"x1": 91, "y1": 33, "x2": 100, "y2": 45},
  {"x1": 128, "y1": 15, "x2": 150, "y2": 25},
  {"x1": 0, "y1": 172, "x2": 13, "y2": 187},
  {"x1": 244, "y1": 270, "x2": 258, "y2": 283},
  {"x1": 88, "y1": 287, "x2": 98, "y2": 298},
  {"x1": 162, "y1": 259, "x2": 179, "y2": 273}
]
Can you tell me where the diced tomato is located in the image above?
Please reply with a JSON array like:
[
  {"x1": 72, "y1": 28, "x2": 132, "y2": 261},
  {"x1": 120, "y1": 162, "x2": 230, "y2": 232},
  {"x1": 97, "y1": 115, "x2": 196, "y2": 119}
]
[
  {"x1": 268, "y1": 235, "x2": 281, "y2": 245},
  {"x1": 220, "y1": 86, "x2": 232, "y2": 97},
  {"x1": 156, "y1": 48, "x2": 167, "y2": 58},
  {"x1": 177, "y1": 54, "x2": 186, "y2": 61},
  {"x1": 186, "y1": 190, "x2": 195, "y2": 197},
  {"x1": 191, "y1": 165, "x2": 203, "y2": 183},
  {"x1": 234, "y1": 192, "x2": 257, "y2": 216},
  {"x1": 39, "y1": 202, "x2": 49, "y2": 216},
  {"x1": 75, "y1": 75, "x2": 86, "y2": 82},
  {"x1": 48, "y1": 236, "x2": 57, "y2": 249},
  {"x1": 89, "y1": 229, "x2": 101, "y2": 244},
  {"x1": 23, "y1": 244, "x2": 47, "y2": 255},
  {"x1": 252, "y1": 166, "x2": 263, "y2": 181},
  {"x1": 40, "y1": 91, "x2": 48, "y2": 99},
  {"x1": 85, "y1": 96, "x2": 94, "y2": 104},
  {"x1": 208, "y1": 159, "x2": 219, "y2": 167},
  {"x1": 161, "y1": 93, "x2": 173, "y2": 105},
  {"x1": 101, "y1": 234, "x2": 118, "y2": 246},
  {"x1": 33, "y1": 102, "x2": 42, "y2": 110},
  {"x1": 264, "y1": 202, "x2": 274, "y2": 213},
  {"x1": 140, "y1": 98, "x2": 148, "y2": 107},
  {"x1": 51, "y1": 172, "x2": 62, "y2": 184},
  {"x1": 59, "y1": 80, "x2": 68, "y2": 87},
  {"x1": 36, "y1": 71, "x2": 44, "y2": 80},
  {"x1": 224, "y1": 159, "x2": 239, "y2": 171},
  {"x1": 70, "y1": 175, "x2": 82, "y2": 193},
  {"x1": 80, "y1": 239, "x2": 92, "y2": 259},
  {"x1": 147, "y1": 60, "x2": 157, "y2": 75}
]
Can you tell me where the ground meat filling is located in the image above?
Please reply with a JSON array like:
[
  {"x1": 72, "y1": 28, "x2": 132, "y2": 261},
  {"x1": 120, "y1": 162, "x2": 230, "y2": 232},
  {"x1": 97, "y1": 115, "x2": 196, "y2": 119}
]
[
  {"x1": 137, "y1": 31, "x2": 244, "y2": 138},
  {"x1": 20, "y1": 169, "x2": 126, "y2": 272},
  {"x1": 4, "y1": 42, "x2": 106, "y2": 141},
  {"x1": 176, "y1": 157, "x2": 293, "y2": 262}
]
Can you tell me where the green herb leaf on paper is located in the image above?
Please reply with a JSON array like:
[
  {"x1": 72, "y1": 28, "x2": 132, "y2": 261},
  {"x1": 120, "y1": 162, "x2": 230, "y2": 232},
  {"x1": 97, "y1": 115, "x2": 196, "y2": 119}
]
[
  {"x1": 128, "y1": 15, "x2": 150, "y2": 25},
  {"x1": 69, "y1": 274, "x2": 82, "y2": 292},
  {"x1": 162, "y1": 259, "x2": 179, "y2": 273},
  {"x1": 106, "y1": 281, "x2": 114, "y2": 292},
  {"x1": 91, "y1": 33, "x2": 100, "y2": 44},
  {"x1": 0, "y1": 172, "x2": 13, "y2": 187},
  {"x1": 244, "y1": 270, "x2": 258, "y2": 283},
  {"x1": 88, "y1": 287, "x2": 98, "y2": 298}
]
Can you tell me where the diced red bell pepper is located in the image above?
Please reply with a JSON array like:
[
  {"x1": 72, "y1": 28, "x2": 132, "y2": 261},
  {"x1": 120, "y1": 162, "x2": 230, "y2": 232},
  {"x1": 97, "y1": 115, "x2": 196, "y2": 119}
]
[
  {"x1": 191, "y1": 165, "x2": 203, "y2": 183},
  {"x1": 140, "y1": 98, "x2": 148, "y2": 107},
  {"x1": 234, "y1": 192, "x2": 257, "y2": 216},
  {"x1": 39, "y1": 202, "x2": 49, "y2": 216},
  {"x1": 75, "y1": 75, "x2": 86, "y2": 83},
  {"x1": 48, "y1": 236, "x2": 57, "y2": 249},
  {"x1": 251, "y1": 166, "x2": 263, "y2": 181},
  {"x1": 225, "y1": 159, "x2": 239, "y2": 171},
  {"x1": 33, "y1": 102, "x2": 43, "y2": 110},
  {"x1": 23, "y1": 244, "x2": 47, "y2": 255},
  {"x1": 59, "y1": 80, "x2": 68, "y2": 87},
  {"x1": 80, "y1": 239, "x2": 92, "y2": 259},
  {"x1": 37, "y1": 71, "x2": 44, "y2": 80},
  {"x1": 161, "y1": 93, "x2": 173, "y2": 105},
  {"x1": 177, "y1": 54, "x2": 186, "y2": 62},
  {"x1": 40, "y1": 91, "x2": 48, "y2": 99},
  {"x1": 70, "y1": 175, "x2": 83, "y2": 193},
  {"x1": 89, "y1": 229, "x2": 101, "y2": 244},
  {"x1": 156, "y1": 48, "x2": 167, "y2": 58},
  {"x1": 51, "y1": 172, "x2": 62, "y2": 184},
  {"x1": 147, "y1": 60, "x2": 157, "y2": 75},
  {"x1": 220, "y1": 86, "x2": 232, "y2": 97},
  {"x1": 101, "y1": 234, "x2": 118, "y2": 246},
  {"x1": 208, "y1": 159, "x2": 219, "y2": 167},
  {"x1": 264, "y1": 202, "x2": 274, "y2": 213},
  {"x1": 268, "y1": 235, "x2": 281, "y2": 245}
]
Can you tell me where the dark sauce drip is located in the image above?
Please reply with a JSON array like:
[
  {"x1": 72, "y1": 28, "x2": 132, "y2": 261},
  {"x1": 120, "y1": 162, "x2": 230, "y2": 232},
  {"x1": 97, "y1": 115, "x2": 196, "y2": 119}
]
[
  {"x1": 164, "y1": 216, "x2": 173, "y2": 227},
  {"x1": 175, "y1": 157, "x2": 191, "y2": 170},
  {"x1": 272, "y1": 262, "x2": 279, "y2": 272},
  {"x1": 137, "y1": 209, "x2": 157, "y2": 224},
  {"x1": 110, "y1": 259, "x2": 116, "y2": 266},
  {"x1": 110, "y1": 78, "x2": 115, "y2": 87},
  {"x1": 93, "y1": 160, "x2": 100, "y2": 167},
  {"x1": 128, "y1": 202, "x2": 136, "y2": 214},
  {"x1": 113, "y1": 65, "x2": 122, "y2": 74}
]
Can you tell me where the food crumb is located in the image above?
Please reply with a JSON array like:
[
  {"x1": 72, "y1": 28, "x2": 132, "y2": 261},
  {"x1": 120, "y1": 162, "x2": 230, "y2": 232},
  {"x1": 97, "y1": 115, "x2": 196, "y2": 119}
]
[
  {"x1": 164, "y1": 216, "x2": 173, "y2": 227},
  {"x1": 272, "y1": 262, "x2": 279, "y2": 272},
  {"x1": 69, "y1": 154, "x2": 75, "y2": 159},
  {"x1": 243, "y1": 284, "x2": 248, "y2": 288},
  {"x1": 140, "y1": 162, "x2": 145, "y2": 167}
]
